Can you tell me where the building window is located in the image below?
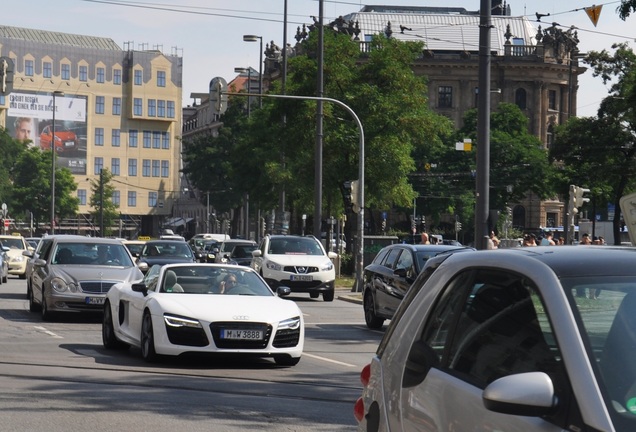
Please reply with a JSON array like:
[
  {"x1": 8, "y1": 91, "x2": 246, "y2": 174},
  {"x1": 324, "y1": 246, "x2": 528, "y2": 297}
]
[
  {"x1": 157, "y1": 71, "x2": 166, "y2": 87},
  {"x1": 143, "y1": 131, "x2": 151, "y2": 148},
  {"x1": 133, "y1": 98, "x2": 143, "y2": 116},
  {"x1": 152, "y1": 131, "x2": 161, "y2": 149},
  {"x1": 515, "y1": 88, "x2": 527, "y2": 110},
  {"x1": 95, "y1": 96, "x2": 105, "y2": 114},
  {"x1": 61, "y1": 64, "x2": 71, "y2": 80},
  {"x1": 129, "y1": 130, "x2": 138, "y2": 148},
  {"x1": 546, "y1": 212, "x2": 557, "y2": 228},
  {"x1": 128, "y1": 191, "x2": 137, "y2": 207},
  {"x1": 548, "y1": 90, "x2": 557, "y2": 110},
  {"x1": 78, "y1": 189, "x2": 87, "y2": 206},
  {"x1": 161, "y1": 132, "x2": 170, "y2": 149},
  {"x1": 134, "y1": 69, "x2": 142, "y2": 85},
  {"x1": 546, "y1": 124, "x2": 555, "y2": 149},
  {"x1": 25, "y1": 60, "x2": 34, "y2": 76},
  {"x1": 128, "y1": 159, "x2": 137, "y2": 177},
  {"x1": 113, "y1": 68, "x2": 122, "y2": 85},
  {"x1": 95, "y1": 127, "x2": 104, "y2": 146},
  {"x1": 112, "y1": 129, "x2": 121, "y2": 147},
  {"x1": 43, "y1": 61, "x2": 52, "y2": 78},
  {"x1": 79, "y1": 65, "x2": 88, "y2": 82},
  {"x1": 112, "y1": 190, "x2": 120, "y2": 206},
  {"x1": 161, "y1": 160, "x2": 169, "y2": 177},
  {"x1": 158, "y1": 100, "x2": 165, "y2": 117},
  {"x1": 94, "y1": 157, "x2": 104, "y2": 175},
  {"x1": 111, "y1": 158, "x2": 120, "y2": 176},
  {"x1": 112, "y1": 97, "x2": 121, "y2": 115},
  {"x1": 167, "y1": 101, "x2": 175, "y2": 118},
  {"x1": 148, "y1": 191, "x2": 158, "y2": 207},
  {"x1": 142, "y1": 159, "x2": 151, "y2": 177},
  {"x1": 148, "y1": 99, "x2": 156, "y2": 117},
  {"x1": 438, "y1": 86, "x2": 453, "y2": 108},
  {"x1": 96, "y1": 67, "x2": 105, "y2": 83},
  {"x1": 152, "y1": 160, "x2": 160, "y2": 177}
]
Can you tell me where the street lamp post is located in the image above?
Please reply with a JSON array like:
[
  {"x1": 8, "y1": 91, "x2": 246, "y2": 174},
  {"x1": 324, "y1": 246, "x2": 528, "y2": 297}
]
[
  {"x1": 50, "y1": 90, "x2": 64, "y2": 234},
  {"x1": 243, "y1": 34, "x2": 263, "y2": 108}
]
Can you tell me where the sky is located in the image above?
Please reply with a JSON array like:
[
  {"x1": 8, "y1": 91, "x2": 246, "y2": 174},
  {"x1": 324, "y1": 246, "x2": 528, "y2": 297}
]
[{"x1": 3, "y1": 0, "x2": 635, "y2": 117}]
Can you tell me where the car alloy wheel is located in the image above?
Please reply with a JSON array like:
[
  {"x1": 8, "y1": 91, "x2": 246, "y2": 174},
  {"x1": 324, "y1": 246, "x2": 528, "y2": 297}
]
[
  {"x1": 141, "y1": 311, "x2": 158, "y2": 362},
  {"x1": 364, "y1": 292, "x2": 384, "y2": 329}
]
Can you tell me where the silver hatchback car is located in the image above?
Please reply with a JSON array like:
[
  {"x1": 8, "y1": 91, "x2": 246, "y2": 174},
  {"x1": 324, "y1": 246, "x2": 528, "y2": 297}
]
[{"x1": 355, "y1": 246, "x2": 636, "y2": 432}]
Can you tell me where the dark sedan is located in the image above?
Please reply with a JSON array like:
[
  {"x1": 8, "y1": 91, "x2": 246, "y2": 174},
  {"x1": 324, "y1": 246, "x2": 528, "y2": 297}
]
[
  {"x1": 136, "y1": 240, "x2": 196, "y2": 273},
  {"x1": 362, "y1": 243, "x2": 472, "y2": 329}
]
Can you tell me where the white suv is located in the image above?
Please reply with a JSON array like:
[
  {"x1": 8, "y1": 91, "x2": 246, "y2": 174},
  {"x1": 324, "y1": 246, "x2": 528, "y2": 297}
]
[{"x1": 251, "y1": 235, "x2": 337, "y2": 301}]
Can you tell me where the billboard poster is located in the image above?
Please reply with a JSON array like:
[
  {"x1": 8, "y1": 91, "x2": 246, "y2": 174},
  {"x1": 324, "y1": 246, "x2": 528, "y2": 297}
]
[{"x1": 6, "y1": 91, "x2": 87, "y2": 175}]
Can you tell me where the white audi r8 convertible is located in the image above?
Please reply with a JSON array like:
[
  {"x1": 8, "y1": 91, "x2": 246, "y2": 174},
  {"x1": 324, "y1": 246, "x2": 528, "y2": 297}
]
[{"x1": 102, "y1": 263, "x2": 304, "y2": 366}]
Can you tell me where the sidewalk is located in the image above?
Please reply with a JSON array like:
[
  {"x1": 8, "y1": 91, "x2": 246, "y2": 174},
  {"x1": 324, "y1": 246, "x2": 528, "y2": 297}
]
[{"x1": 336, "y1": 286, "x2": 362, "y2": 304}]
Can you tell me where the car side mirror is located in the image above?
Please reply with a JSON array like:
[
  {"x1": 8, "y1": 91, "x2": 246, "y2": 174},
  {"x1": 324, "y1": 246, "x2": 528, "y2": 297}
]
[
  {"x1": 277, "y1": 286, "x2": 291, "y2": 297},
  {"x1": 482, "y1": 372, "x2": 557, "y2": 416},
  {"x1": 131, "y1": 282, "x2": 148, "y2": 296},
  {"x1": 393, "y1": 268, "x2": 407, "y2": 278},
  {"x1": 328, "y1": 251, "x2": 338, "y2": 259},
  {"x1": 252, "y1": 250, "x2": 262, "y2": 258}
]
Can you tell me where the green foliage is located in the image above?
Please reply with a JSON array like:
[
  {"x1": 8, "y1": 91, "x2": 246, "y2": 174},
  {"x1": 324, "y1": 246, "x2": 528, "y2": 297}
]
[
  {"x1": 11, "y1": 147, "x2": 79, "y2": 226},
  {"x1": 89, "y1": 168, "x2": 119, "y2": 236}
]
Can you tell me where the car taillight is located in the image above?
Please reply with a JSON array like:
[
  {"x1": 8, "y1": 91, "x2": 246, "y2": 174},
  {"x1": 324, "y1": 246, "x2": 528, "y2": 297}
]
[
  {"x1": 360, "y1": 363, "x2": 371, "y2": 387},
  {"x1": 354, "y1": 396, "x2": 365, "y2": 423}
]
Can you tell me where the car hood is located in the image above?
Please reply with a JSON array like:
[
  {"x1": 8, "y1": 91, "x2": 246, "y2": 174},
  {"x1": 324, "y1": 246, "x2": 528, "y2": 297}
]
[
  {"x1": 4, "y1": 249, "x2": 26, "y2": 258},
  {"x1": 138, "y1": 257, "x2": 195, "y2": 266},
  {"x1": 154, "y1": 294, "x2": 301, "y2": 322},
  {"x1": 267, "y1": 255, "x2": 332, "y2": 265},
  {"x1": 53, "y1": 265, "x2": 143, "y2": 282}
]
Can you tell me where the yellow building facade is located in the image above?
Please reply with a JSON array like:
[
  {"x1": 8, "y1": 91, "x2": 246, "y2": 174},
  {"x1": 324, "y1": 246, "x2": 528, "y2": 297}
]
[{"x1": 0, "y1": 26, "x2": 182, "y2": 237}]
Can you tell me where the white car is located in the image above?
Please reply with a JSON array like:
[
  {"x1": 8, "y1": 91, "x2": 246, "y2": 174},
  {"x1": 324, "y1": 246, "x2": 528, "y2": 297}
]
[
  {"x1": 251, "y1": 235, "x2": 338, "y2": 301},
  {"x1": 0, "y1": 234, "x2": 30, "y2": 279},
  {"x1": 102, "y1": 263, "x2": 304, "y2": 365}
]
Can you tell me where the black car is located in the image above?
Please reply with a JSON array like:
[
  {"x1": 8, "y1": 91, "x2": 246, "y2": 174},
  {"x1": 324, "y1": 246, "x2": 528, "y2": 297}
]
[
  {"x1": 136, "y1": 240, "x2": 196, "y2": 273},
  {"x1": 213, "y1": 240, "x2": 258, "y2": 265},
  {"x1": 362, "y1": 243, "x2": 472, "y2": 329}
]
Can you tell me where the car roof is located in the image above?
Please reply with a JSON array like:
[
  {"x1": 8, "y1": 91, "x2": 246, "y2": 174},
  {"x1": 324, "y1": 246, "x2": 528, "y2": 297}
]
[
  {"x1": 53, "y1": 236, "x2": 125, "y2": 245},
  {"x1": 385, "y1": 243, "x2": 469, "y2": 252}
]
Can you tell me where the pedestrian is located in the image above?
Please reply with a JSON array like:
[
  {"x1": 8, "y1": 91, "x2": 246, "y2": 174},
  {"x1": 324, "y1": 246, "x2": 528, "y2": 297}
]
[
  {"x1": 522, "y1": 234, "x2": 537, "y2": 247},
  {"x1": 420, "y1": 232, "x2": 430, "y2": 245},
  {"x1": 540, "y1": 230, "x2": 555, "y2": 246},
  {"x1": 580, "y1": 233, "x2": 592, "y2": 245}
]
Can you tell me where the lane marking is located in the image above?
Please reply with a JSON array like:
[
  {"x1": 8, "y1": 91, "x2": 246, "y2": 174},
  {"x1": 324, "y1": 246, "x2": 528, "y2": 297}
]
[
  {"x1": 303, "y1": 352, "x2": 356, "y2": 367},
  {"x1": 33, "y1": 326, "x2": 63, "y2": 339}
]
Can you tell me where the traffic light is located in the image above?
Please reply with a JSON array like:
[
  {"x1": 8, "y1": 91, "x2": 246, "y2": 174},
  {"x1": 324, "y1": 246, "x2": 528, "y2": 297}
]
[
  {"x1": 455, "y1": 221, "x2": 462, "y2": 231},
  {"x1": 569, "y1": 184, "x2": 591, "y2": 213},
  {"x1": 0, "y1": 56, "x2": 14, "y2": 95},
  {"x1": 343, "y1": 180, "x2": 359, "y2": 213},
  {"x1": 209, "y1": 77, "x2": 228, "y2": 115}
]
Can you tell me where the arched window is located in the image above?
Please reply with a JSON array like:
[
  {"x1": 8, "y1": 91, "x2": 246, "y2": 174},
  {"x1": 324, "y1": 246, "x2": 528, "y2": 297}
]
[{"x1": 515, "y1": 88, "x2": 527, "y2": 110}]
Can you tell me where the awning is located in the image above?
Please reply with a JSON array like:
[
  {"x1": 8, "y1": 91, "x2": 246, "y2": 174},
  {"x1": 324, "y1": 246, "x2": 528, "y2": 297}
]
[{"x1": 163, "y1": 217, "x2": 194, "y2": 228}]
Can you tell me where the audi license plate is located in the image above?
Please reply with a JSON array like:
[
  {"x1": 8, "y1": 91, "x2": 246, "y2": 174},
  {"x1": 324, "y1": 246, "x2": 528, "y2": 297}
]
[
  {"x1": 85, "y1": 297, "x2": 105, "y2": 305},
  {"x1": 220, "y1": 329, "x2": 263, "y2": 340},
  {"x1": 290, "y1": 275, "x2": 313, "y2": 282}
]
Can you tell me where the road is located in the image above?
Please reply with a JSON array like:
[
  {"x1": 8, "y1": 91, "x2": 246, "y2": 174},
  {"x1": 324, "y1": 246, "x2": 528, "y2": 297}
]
[{"x1": 0, "y1": 275, "x2": 380, "y2": 431}]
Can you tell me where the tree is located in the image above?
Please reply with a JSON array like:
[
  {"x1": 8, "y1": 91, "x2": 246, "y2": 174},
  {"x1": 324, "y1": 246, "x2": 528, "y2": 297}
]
[
  {"x1": 11, "y1": 147, "x2": 79, "y2": 228},
  {"x1": 89, "y1": 168, "x2": 119, "y2": 237},
  {"x1": 0, "y1": 127, "x2": 27, "y2": 207},
  {"x1": 618, "y1": 0, "x2": 636, "y2": 19}
]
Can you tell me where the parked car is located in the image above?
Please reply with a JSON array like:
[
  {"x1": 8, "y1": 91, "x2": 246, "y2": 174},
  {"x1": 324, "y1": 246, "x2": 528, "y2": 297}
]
[
  {"x1": 0, "y1": 234, "x2": 31, "y2": 279},
  {"x1": 23, "y1": 234, "x2": 60, "y2": 299},
  {"x1": 39, "y1": 123, "x2": 79, "y2": 153},
  {"x1": 102, "y1": 263, "x2": 304, "y2": 365},
  {"x1": 355, "y1": 246, "x2": 636, "y2": 432},
  {"x1": 0, "y1": 245, "x2": 9, "y2": 284},
  {"x1": 135, "y1": 239, "x2": 196, "y2": 273},
  {"x1": 362, "y1": 243, "x2": 472, "y2": 329},
  {"x1": 213, "y1": 239, "x2": 257, "y2": 264},
  {"x1": 251, "y1": 235, "x2": 337, "y2": 301},
  {"x1": 28, "y1": 236, "x2": 143, "y2": 320}
]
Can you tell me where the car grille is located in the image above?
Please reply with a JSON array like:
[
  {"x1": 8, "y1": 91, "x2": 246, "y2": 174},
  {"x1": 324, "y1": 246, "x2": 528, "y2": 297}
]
[
  {"x1": 272, "y1": 328, "x2": 301, "y2": 348},
  {"x1": 65, "y1": 302, "x2": 104, "y2": 311},
  {"x1": 166, "y1": 325, "x2": 209, "y2": 347},
  {"x1": 80, "y1": 281, "x2": 118, "y2": 294},
  {"x1": 210, "y1": 322, "x2": 272, "y2": 349},
  {"x1": 283, "y1": 266, "x2": 319, "y2": 274}
]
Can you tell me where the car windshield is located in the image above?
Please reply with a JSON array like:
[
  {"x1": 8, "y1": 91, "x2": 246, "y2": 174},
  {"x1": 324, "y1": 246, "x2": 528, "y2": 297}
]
[
  {"x1": 0, "y1": 237, "x2": 26, "y2": 249},
  {"x1": 159, "y1": 266, "x2": 274, "y2": 296},
  {"x1": 563, "y1": 276, "x2": 636, "y2": 430},
  {"x1": 268, "y1": 238, "x2": 324, "y2": 255},
  {"x1": 51, "y1": 242, "x2": 134, "y2": 266},
  {"x1": 143, "y1": 242, "x2": 194, "y2": 258}
]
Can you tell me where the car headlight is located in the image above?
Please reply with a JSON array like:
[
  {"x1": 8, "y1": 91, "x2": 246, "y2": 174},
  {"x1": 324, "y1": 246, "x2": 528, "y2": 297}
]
[
  {"x1": 321, "y1": 261, "x2": 334, "y2": 271},
  {"x1": 11, "y1": 255, "x2": 25, "y2": 263},
  {"x1": 164, "y1": 314, "x2": 202, "y2": 328},
  {"x1": 278, "y1": 316, "x2": 301, "y2": 330},
  {"x1": 50, "y1": 277, "x2": 78, "y2": 293},
  {"x1": 266, "y1": 261, "x2": 282, "y2": 271}
]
